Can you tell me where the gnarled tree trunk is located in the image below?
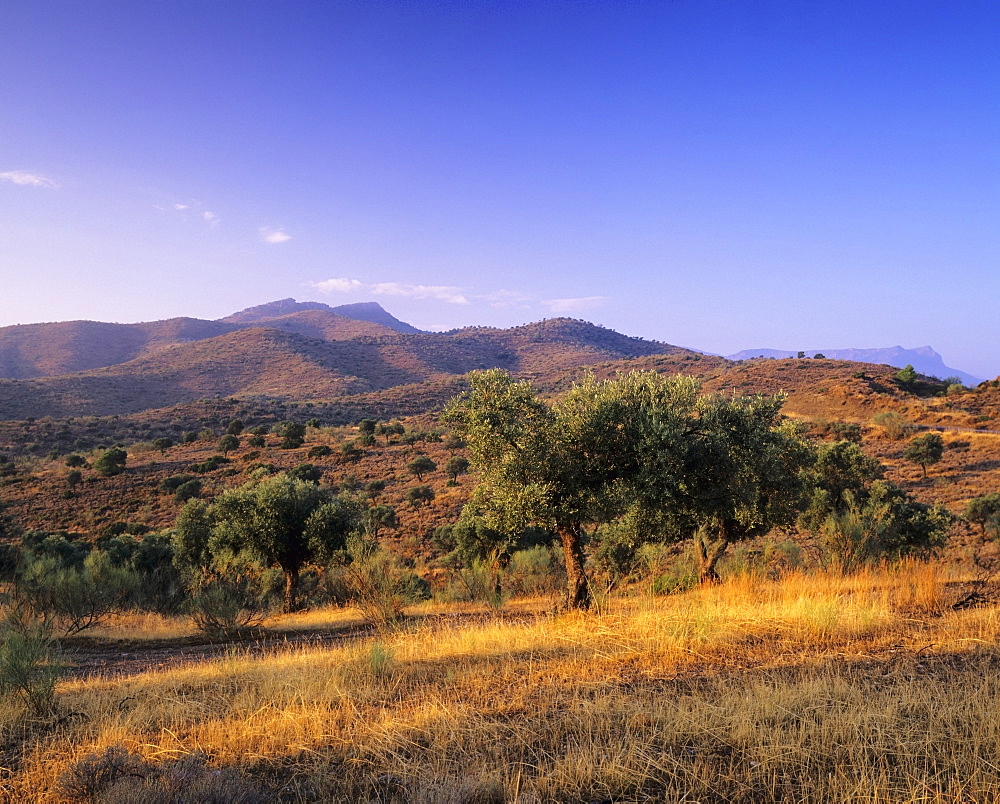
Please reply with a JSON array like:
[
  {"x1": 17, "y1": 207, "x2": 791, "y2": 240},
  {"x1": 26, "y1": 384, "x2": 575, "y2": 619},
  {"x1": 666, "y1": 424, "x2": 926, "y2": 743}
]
[
  {"x1": 558, "y1": 523, "x2": 591, "y2": 610},
  {"x1": 282, "y1": 566, "x2": 300, "y2": 613},
  {"x1": 694, "y1": 526, "x2": 729, "y2": 585}
]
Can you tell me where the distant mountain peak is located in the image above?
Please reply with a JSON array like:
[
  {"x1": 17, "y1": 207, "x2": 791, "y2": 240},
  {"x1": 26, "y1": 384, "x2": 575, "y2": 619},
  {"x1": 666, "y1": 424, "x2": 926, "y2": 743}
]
[
  {"x1": 726, "y1": 345, "x2": 983, "y2": 387},
  {"x1": 220, "y1": 298, "x2": 421, "y2": 334}
]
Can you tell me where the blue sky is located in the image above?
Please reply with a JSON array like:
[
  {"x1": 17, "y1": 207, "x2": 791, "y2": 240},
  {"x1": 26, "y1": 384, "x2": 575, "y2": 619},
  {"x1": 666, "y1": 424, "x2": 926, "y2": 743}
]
[{"x1": 1, "y1": 1, "x2": 998, "y2": 379}]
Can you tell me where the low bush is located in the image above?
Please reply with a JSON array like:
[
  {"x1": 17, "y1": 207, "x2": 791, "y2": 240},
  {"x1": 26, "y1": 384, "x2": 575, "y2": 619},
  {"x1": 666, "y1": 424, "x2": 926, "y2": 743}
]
[
  {"x1": 0, "y1": 602, "x2": 62, "y2": 717},
  {"x1": 57, "y1": 747, "x2": 267, "y2": 803}
]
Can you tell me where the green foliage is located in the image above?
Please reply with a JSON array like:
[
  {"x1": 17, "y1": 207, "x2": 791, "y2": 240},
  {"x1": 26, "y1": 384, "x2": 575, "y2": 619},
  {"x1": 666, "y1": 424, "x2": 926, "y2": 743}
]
[
  {"x1": 361, "y1": 503, "x2": 398, "y2": 540},
  {"x1": 160, "y1": 474, "x2": 197, "y2": 494},
  {"x1": 819, "y1": 483, "x2": 952, "y2": 572},
  {"x1": 66, "y1": 469, "x2": 83, "y2": 491},
  {"x1": 0, "y1": 603, "x2": 62, "y2": 717},
  {"x1": 288, "y1": 462, "x2": 323, "y2": 484},
  {"x1": 274, "y1": 421, "x2": 306, "y2": 449},
  {"x1": 17, "y1": 552, "x2": 137, "y2": 635},
  {"x1": 151, "y1": 437, "x2": 173, "y2": 454},
  {"x1": 22, "y1": 531, "x2": 90, "y2": 568},
  {"x1": 186, "y1": 564, "x2": 273, "y2": 636},
  {"x1": 247, "y1": 433, "x2": 266, "y2": 448},
  {"x1": 965, "y1": 493, "x2": 1000, "y2": 536},
  {"x1": 217, "y1": 433, "x2": 240, "y2": 456},
  {"x1": 93, "y1": 447, "x2": 127, "y2": 477},
  {"x1": 903, "y1": 432, "x2": 945, "y2": 477},
  {"x1": 96, "y1": 531, "x2": 184, "y2": 614},
  {"x1": 446, "y1": 368, "x2": 811, "y2": 601},
  {"x1": 226, "y1": 419, "x2": 245, "y2": 435},
  {"x1": 376, "y1": 420, "x2": 405, "y2": 445},
  {"x1": 307, "y1": 444, "x2": 332, "y2": 459},
  {"x1": 188, "y1": 455, "x2": 231, "y2": 474},
  {"x1": 362, "y1": 480, "x2": 386, "y2": 499},
  {"x1": 445, "y1": 455, "x2": 470, "y2": 483},
  {"x1": 798, "y1": 440, "x2": 884, "y2": 534},
  {"x1": 358, "y1": 418, "x2": 378, "y2": 436},
  {"x1": 406, "y1": 485, "x2": 435, "y2": 508},
  {"x1": 183, "y1": 474, "x2": 361, "y2": 612},
  {"x1": 64, "y1": 453, "x2": 88, "y2": 468},
  {"x1": 407, "y1": 455, "x2": 437, "y2": 481},
  {"x1": 338, "y1": 440, "x2": 363, "y2": 463},
  {"x1": 174, "y1": 479, "x2": 202, "y2": 503},
  {"x1": 895, "y1": 364, "x2": 918, "y2": 387}
]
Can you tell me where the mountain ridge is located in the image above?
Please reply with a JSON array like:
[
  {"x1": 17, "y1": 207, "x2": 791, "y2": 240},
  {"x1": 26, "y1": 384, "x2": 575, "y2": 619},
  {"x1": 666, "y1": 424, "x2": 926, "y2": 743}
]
[{"x1": 727, "y1": 345, "x2": 983, "y2": 387}]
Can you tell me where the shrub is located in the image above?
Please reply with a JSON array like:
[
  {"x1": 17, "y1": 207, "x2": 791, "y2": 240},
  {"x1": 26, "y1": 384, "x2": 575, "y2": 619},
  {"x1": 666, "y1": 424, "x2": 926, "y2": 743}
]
[
  {"x1": 188, "y1": 455, "x2": 231, "y2": 474},
  {"x1": 873, "y1": 411, "x2": 916, "y2": 440},
  {"x1": 185, "y1": 567, "x2": 273, "y2": 637},
  {"x1": 307, "y1": 444, "x2": 332, "y2": 459},
  {"x1": 288, "y1": 463, "x2": 323, "y2": 484},
  {"x1": 56, "y1": 747, "x2": 268, "y2": 803},
  {"x1": 274, "y1": 421, "x2": 306, "y2": 449},
  {"x1": 174, "y1": 479, "x2": 202, "y2": 503},
  {"x1": 406, "y1": 485, "x2": 435, "y2": 508},
  {"x1": 17, "y1": 552, "x2": 137, "y2": 635},
  {"x1": 0, "y1": 602, "x2": 62, "y2": 717},
  {"x1": 94, "y1": 447, "x2": 127, "y2": 477},
  {"x1": 340, "y1": 538, "x2": 430, "y2": 626},
  {"x1": 407, "y1": 456, "x2": 437, "y2": 481},
  {"x1": 159, "y1": 474, "x2": 197, "y2": 494}
]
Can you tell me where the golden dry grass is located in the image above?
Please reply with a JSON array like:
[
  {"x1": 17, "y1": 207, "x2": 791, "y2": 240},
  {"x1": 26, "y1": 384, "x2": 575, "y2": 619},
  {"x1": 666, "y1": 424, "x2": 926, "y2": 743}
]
[{"x1": 5, "y1": 563, "x2": 1000, "y2": 802}]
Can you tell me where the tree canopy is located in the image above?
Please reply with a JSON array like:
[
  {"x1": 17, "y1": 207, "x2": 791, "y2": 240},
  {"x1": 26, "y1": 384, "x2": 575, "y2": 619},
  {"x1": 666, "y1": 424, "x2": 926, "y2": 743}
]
[
  {"x1": 445, "y1": 369, "x2": 813, "y2": 605},
  {"x1": 174, "y1": 474, "x2": 360, "y2": 612}
]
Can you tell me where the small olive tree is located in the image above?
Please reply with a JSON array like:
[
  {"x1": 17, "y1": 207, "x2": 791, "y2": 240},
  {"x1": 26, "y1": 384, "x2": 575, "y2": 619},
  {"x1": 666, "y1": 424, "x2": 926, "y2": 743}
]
[{"x1": 176, "y1": 474, "x2": 360, "y2": 612}]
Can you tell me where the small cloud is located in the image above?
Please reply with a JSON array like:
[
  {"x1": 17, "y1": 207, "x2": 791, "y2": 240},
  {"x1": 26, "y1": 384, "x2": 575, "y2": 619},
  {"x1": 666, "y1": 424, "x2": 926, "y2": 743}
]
[
  {"x1": 173, "y1": 203, "x2": 190, "y2": 211},
  {"x1": 542, "y1": 296, "x2": 609, "y2": 314},
  {"x1": 0, "y1": 171, "x2": 59, "y2": 189},
  {"x1": 371, "y1": 282, "x2": 469, "y2": 305},
  {"x1": 260, "y1": 227, "x2": 292, "y2": 244},
  {"x1": 203, "y1": 210, "x2": 219, "y2": 227},
  {"x1": 479, "y1": 289, "x2": 534, "y2": 309},
  {"x1": 315, "y1": 277, "x2": 364, "y2": 294}
]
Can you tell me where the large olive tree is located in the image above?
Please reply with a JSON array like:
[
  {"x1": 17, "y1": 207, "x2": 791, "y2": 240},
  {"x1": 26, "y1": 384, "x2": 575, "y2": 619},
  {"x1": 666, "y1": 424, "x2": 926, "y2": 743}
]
[{"x1": 445, "y1": 369, "x2": 702, "y2": 608}]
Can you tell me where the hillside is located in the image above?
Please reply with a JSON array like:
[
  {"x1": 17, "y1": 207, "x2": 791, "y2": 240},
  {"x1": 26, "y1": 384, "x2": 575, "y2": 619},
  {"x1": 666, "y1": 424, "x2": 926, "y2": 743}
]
[
  {"x1": 0, "y1": 315, "x2": 690, "y2": 420},
  {"x1": 0, "y1": 301, "x2": 414, "y2": 381}
]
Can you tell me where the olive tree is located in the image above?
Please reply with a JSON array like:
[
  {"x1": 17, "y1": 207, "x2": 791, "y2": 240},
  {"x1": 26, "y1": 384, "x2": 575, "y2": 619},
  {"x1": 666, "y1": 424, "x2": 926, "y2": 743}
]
[
  {"x1": 903, "y1": 432, "x2": 944, "y2": 477},
  {"x1": 176, "y1": 474, "x2": 360, "y2": 612},
  {"x1": 446, "y1": 369, "x2": 704, "y2": 608}
]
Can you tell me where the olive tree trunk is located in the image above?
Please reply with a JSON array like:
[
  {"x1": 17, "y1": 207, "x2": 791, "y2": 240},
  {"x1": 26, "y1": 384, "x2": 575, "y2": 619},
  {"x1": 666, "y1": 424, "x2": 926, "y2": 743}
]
[
  {"x1": 694, "y1": 526, "x2": 729, "y2": 585},
  {"x1": 558, "y1": 524, "x2": 591, "y2": 610},
  {"x1": 282, "y1": 566, "x2": 300, "y2": 613}
]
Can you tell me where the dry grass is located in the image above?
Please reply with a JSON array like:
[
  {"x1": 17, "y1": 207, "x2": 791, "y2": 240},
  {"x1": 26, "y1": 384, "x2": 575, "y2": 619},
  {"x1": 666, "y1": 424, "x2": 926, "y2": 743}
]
[{"x1": 4, "y1": 563, "x2": 1000, "y2": 802}]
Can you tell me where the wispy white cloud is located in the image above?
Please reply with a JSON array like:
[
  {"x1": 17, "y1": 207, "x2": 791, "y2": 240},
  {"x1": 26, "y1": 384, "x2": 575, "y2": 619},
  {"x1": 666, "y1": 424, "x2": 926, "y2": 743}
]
[
  {"x1": 315, "y1": 277, "x2": 364, "y2": 293},
  {"x1": 260, "y1": 227, "x2": 291, "y2": 244},
  {"x1": 313, "y1": 278, "x2": 609, "y2": 315},
  {"x1": 203, "y1": 210, "x2": 219, "y2": 227},
  {"x1": 542, "y1": 296, "x2": 609, "y2": 314},
  {"x1": 173, "y1": 203, "x2": 190, "y2": 211},
  {"x1": 0, "y1": 171, "x2": 59, "y2": 189},
  {"x1": 370, "y1": 282, "x2": 469, "y2": 305},
  {"x1": 478, "y1": 289, "x2": 534, "y2": 309}
]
